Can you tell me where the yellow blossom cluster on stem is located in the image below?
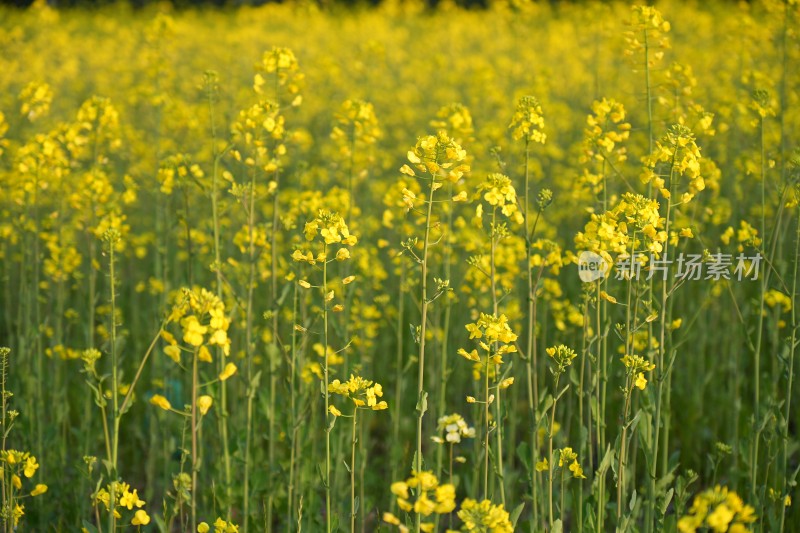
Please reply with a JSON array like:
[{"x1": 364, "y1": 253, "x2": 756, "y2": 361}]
[
  {"x1": 399, "y1": 130, "x2": 469, "y2": 183},
  {"x1": 624, "y1": 5, "x2": 671, "y2": 66},
  {"x1": 430, "y1": 103, "x2": 474, "y2": 143},
  {"x1": 509, "y1": 95, "x2": 546, "y2": 144},
  {"x1": 477, "y1": 173, "x2": 523, "y2": 224},
  {"x1": 721, "y1": 220, "x2": 762, "y2": 252},
  {"x1": 383, "y1": 470, "x2": 456, "y2": 531},
  {"x1": 584, "y1": 98, "x2": 631, "y2": 162},
  {"x1": 197, "y1": 516, "x2": 240, "y2": 532},
  {"x1": 621, "y1": 353, "x2": 656, "y2": 391},
  {"x1": 546, "y1": 344, "x2": 577, "y2": 375},
  {"x1": 331, "y1": 98, "x2": 382, "y2": 156},
  {"x1": 72, "y1": 96, "x2": 122, "y2": 163},
  {"x1": 575, "y1": 211, "x2": 630, "y2": 272},
  {"x1": 302, "y1": 209, "x2": 358, "y2": 246},
  {"x1": 0, "y1": 449, "x2": 47, "y2": 525},
  {"x1": 580, "y1": 98, "x2": 631, "y2": 194},
  {"x1": 457, "y1": 498, "x2": 514, "y2": 533},
  {"x1": 614, "y1": 192, "x2": 668, "y2": 255},
  {"x1": 641, "y1": 124, "x2": 704, "y2": 203},
  {"x1": 163, "y1": 287, "x2": 231, "y2": 364},
  {"x1": 530, "y1": 239, "x2": 565, "y2": 275},
  {"x1": 19, "y1": 81, "x2": 53, "y2": 122},
  {"x1": 459, "y1": 313, "x2": 518, "y2": 378},
  {"x1": 230, "y1": 100, "x2": 286, "y2": 174},
  {"x1": 576, "y1": 192, "x2": 669, "y2": 278},
  {"x1": 93, "y1": 480, "x2": 150, "y2": 526},
  {"x1": 327, "y1": 374, "x2": 388, "y2": 414},
  {"x1": 678, "y1": 485, "x2": 757, "y2": 533},
  {"x1": 157, "y1": 154, "x2": 204, "y2": 195},
  {"x1": 254, "y1": 46, "x2": 304, "y2": 106},
  {"x1": 557, "y1": 447, "x2": 587, "y2": 479}
]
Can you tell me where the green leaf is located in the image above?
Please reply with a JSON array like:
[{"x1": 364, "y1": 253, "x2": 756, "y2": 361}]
[
  {"x1": 153, "y1": 513, "x2": 168, "y2": 533},
  {"x1": 81, "y1": 521, "x2": 99, "y2": 533},
  {"x1": 554, "y1": 383, "x2": 570, "y2": 402},
  {"x1": 516, "y1": 441, "x2": 531, "y2": 472},
  {"x1": 537, "y1": 394, "x2": 554, "y2": 422},
  {"x1": 661, "y1": 488, "x2": 674, "y2": 515},
  {"x1": 416, "y1": 390, "x2": 428, "y2": 416},
  {"x1": 411, "y1": 451, "x2": 424, "y2": 472},
  {"x1": 276, "y1": 282, "x2": 292, "y2": 306},
  {"x1": 265, "y1": 344, "x2": 281, "y2": 372},
  {"x1": 510, "y1": 503, "x2": 525, "y2": 527},
  {"x1": 249, "y1": 370, "x2": 262, "y2": 397}
]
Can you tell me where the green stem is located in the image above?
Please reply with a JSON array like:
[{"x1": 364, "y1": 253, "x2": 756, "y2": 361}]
[
  {"x1": 391, "y1": 263, "x2": 405, "y2": 514},
  {"x1": 617, "y1": 381, "x2": 633, "y2": 523},
  {"x1": 752, "y1": 113, "x2": 767, "y2": 498},
  {"x1": 548, "y1": 372, "x2": 560, "y2": 529},
  {"x1": 288, "y1": 282, "x2": 299, "y2": 529},
  {"x1": 243, "y1": 163, "x2": 257, "y2": 533},
  {"x1": 191, "y1": 347, "x2": 199, "y2": 533},
  {"x1": 484, "y1": 353, "x2": 491, "y2": 500},
  {"x1": 780, "y1": 203, "x2": 799, "y2": 531},
  {"x1": 414, "y1": 169, "x2": 437, "y2": 533},
  {"x1": 207, "y1": 77, "x2": 233, "y2": 518},
  {"x1": 436, "y1": 183, "x2": 454, "y2": 483},
  {"x1": 108, "y1": 236, "x2": 119, "y2": 533},
  {"x1": 323, "y1": 246, "x2": 333, "y2": 533},
  {"x1": 648, "y1": 161, "x2": 675, "y2": 532},
  {"x1": 351, "y1": 409, "x2": 358, "y2": 533}
]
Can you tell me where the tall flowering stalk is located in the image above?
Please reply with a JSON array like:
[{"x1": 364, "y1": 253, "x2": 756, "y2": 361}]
[
  {"x1": 157, "y1": 287, "x2": 231, "y2": 532},
  {"x1": 230, "y1": 93, "x2": 285, "y2": 532},
  {"x1": 624, "y1": 5, "x2": 671, "y2": 158},
  {"x1": 327, "y1": 374, "x2": 388, "y2": 533},
  {"x1": 640, "y1": 124, "x2": 704, "y2": 531},
  {"x1": 0, "y1": 348, "x2": 48, "y2": 532},
  {"x1": 779, "y1": 156, "x2": 800, "y2": 531},
  {"x1": 331, "y1": 98, "x2": 381, "y2": 224},
  {"x1": 202, "y1": 70, "x2": 235, "y2": 516},
  {"x1": 538, "y1": 344, "x2": 576, "y2": 529},
  {"x1": 457, "y1": 313, "x2": 517, "y2": 500},
  {"x1": 430, "y1": 104, "x2": 473, "y2": 488},
  {"x1": 398, "y1": 131, "x2": 468, "y2": 533},
  {"x1": 747, "y1": 89, "x2": 775, "y2": 505},
  {"x1": 580, "y1": 97, "x2": 631, "y2": 211},
  {"x1": 473, "y1": 172, "x2": 523, "y2": 505},
  {"x1": 253, "y1": 47, "x2": 302, "y2": 532},
  {"x1": 293, "y1": 210, "x2": 357, "y2": 533},
  {"x1": 508, "y1": 95, "x2": 547, "y2": 527},
  {"x1": 616, "y1": 354, "x2": 656, "y2": 521}
]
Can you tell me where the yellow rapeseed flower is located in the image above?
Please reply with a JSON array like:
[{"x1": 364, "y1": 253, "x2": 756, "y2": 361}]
[
  {"x1": 150, "y1": 394, "x2": 171, "y2": 411},
  {"x1": 131, "y1": 509, "x2": 150, "y2": 525},
  {"x1": 219, "y1": 362, "x2": 237, "y2": 381},
  {"x1": 197, "y1": 395, "x2": 213, "y2": 416}
]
